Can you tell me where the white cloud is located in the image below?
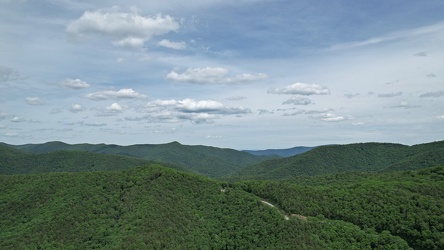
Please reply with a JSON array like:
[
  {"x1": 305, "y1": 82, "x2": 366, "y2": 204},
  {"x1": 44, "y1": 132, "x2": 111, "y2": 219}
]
[
  {"x1": 134, "y1": 98, "x2": 250, "y2": 124},
  {"x1": 106, "y1": 103, "x2": 123, "y2": 112},
  {"x1": 59, "y1": 78, "x2": 90, "y2": 89},
  {"x1": 268, "y1": 83, "x2": 330, "y2": 95},
  {"x1": 69, "y1": 104, "x2": 84, "y2": 113},
  {"x1": 158, "y1": 39, "x2": 186, "y2": 50},
  {"x1": 11, "y1": 116, "x2": 23, "y2": 122},
  {"x1": 25, "y1": 97, "x2": 44, "y2": 105},
  {"x1": 166, "y1": 67, "x2": 267, "y2": 85},
  {"x1": 282, "y1": 97, "x2": 312, "y2": 105},
  {"x1": 205, "y1": 135, "x2": 223, "y2": 139},
  {"x1": 420, "y1": 90, "x2": 444, "y2": 98},
  {"x1": 86, "y1": 88, "x2": 147, "y2": 100},
  {"x1": 67, "y1": 6, "x2": 180, "y2": 50},
  {"x1": 112, "y1": 36, "x2": 145, "y2": 50},
  {"x1": 314, "y1": 113, "x2": 351, "y2": 122},
  {"x1": 378, "y1": 91, "x2": 403, "y2": 98}
]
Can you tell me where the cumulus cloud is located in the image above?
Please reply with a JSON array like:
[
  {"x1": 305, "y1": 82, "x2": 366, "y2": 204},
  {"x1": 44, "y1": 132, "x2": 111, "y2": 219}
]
[
  {"x1": 59, "y1": 78, "x2": 90, "y2": 89},
  {"x1": 106, "y1": 103, "x2": 123, "y2": 112},
  {"x1": 25, "y1": 97, "x2": 44, "y2": 105},
  {"x1": 86, "y1": 88, "x2": 147, "y2": 100},
  {"x1": 282, "y1": 97, "x2": 312, "y2": 105},
  {"x1": 67, "y1": 6, "x2": 180, "y2": 50},
  {"x1": 69, "y1": 104, "x2": 85, "y2": 113},
  {"x1": 133, "y1": 98, "x2": 250, "y2": 124},
  {"x1": 268, "y1": 82, "x2": 330, "y2": 95},
  {"x1": 166, "y1": 67, "x2": 267, "y2": 85},
  {"x1": 158, "y1": 39, "x2": 186, "y2": 49},
  {"x1": 420, "y1": 90, "x2": 444, "y2": 98},
  {"x1": 378, "y1": 91, "x2": 403, "y2": 98},
  {"x1": 96, "y1": 103, "x2": 124, "y2": 116}
]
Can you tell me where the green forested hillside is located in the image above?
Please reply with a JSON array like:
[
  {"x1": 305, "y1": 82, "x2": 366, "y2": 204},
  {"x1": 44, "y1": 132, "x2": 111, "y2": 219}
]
[
  {"x1": 9, "y1": 141, "x2": 271, "y2": 177},
  {"x1": 0, "y1": 164, "x2": 410, "y2": 249},
  {"x1": 0, "y1": 144, "x2": 188, "y2": 175},
  {"x1": 237, "y1": 166, "x2": 444, "y2": 249},
  {"x1": 231, "y1": 141, "x2": 444, "y2": 180}
]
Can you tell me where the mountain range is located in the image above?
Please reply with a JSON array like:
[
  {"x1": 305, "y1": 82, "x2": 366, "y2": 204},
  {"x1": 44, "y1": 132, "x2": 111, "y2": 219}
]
[{"x1": 1, "y1": 139, "x2": 443, "y2": 249}]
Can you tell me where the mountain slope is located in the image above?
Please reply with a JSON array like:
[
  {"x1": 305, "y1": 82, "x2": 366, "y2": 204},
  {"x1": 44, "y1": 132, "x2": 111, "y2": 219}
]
[
  {"x1": 0, "y1": 144, "x2": 188, "y2": 175},
  {"x1": 10, "y1": 141, "x2": 270, "y2": 177},
  {"x1": 0, "y1": 164, "x2": 409, "y2": 249},
  {"x1": 237, "y1": 166, "x2": 444, "y2": 249},
  {"x1": 231, "y1": 141, "x2": 444, "y2": 180}
]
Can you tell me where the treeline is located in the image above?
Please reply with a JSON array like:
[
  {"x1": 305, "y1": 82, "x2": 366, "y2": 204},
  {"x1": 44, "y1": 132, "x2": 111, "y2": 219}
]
[
  {"x1": 237, "y1": 166, "x2": 444, "y2": 249},
  {"x1": 1, "y1": 164, "x2": 409, "y2": 249}
]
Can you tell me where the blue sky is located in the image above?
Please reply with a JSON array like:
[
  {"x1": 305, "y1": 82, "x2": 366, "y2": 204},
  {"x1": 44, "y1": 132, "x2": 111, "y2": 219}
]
[{"x1": 1, "y1": 0, "x2": 443, "y2": 149}]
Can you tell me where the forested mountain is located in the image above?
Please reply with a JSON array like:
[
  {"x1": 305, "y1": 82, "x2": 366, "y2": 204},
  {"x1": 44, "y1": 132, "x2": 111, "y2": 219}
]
[
  {"x1": 0, "y1": 144, "x2": 188, "y2": 175},
  {"x1": 237, "y1": 166, "x2": 444, "y2": 249},
  {"x1": 1, "y1": 164, "x2": 410, "y2": 249},
  {"x1": 230, "y1": 141, "x2": 444, "y2": 180},
  {"x1": 7, "y1": 141, "x2": 271, "y2": 177},
  {"x1": 243, "y1": 146, "x2": 314, "y2": 157}
]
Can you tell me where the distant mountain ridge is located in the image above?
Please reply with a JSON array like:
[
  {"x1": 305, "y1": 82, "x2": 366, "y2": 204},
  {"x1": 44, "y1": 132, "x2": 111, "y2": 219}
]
[
  {"x1": 5, "y1": 141, "x2": 272, "y2": 177},
  {"x1": 243, "y1": 146, "x2": 314, "y2": 157},
  {"x1": 0, "y1": 143, "x2": 187, "y2": 175},
  {"x1": 230, "y1": 140, "x2": 444, "y2": 180}
]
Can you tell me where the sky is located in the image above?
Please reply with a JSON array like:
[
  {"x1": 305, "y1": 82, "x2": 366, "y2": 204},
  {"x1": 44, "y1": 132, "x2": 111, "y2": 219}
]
[{"x1": 1, "y1": 0, "x2": 443, "y2": 149}]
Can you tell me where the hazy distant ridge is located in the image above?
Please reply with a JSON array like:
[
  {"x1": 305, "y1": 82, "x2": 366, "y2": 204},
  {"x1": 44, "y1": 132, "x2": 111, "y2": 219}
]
[{"x1": 243, "y1": 146, "x2": 314, "y2": 157}]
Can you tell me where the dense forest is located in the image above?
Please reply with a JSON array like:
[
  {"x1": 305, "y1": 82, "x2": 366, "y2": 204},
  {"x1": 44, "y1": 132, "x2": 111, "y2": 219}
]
[
  {"x1": 1, "y1": 164, "x2": 410, "y2": 249},
  {"x1": 230, "y1": 141, "x2": 444, "y2": 180},
  {"x1": 237, "y1": 166, "x2": 444, "y2": 249},
  {"x1": 1, "y1": 140, "x2": 443, "y2": 249}
]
